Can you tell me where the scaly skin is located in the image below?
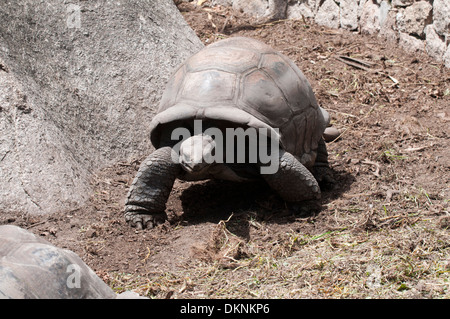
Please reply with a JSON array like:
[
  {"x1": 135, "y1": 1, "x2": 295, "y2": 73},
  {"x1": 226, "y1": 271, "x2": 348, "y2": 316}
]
[
  {"x1": 261, "y1": 150, "x2": 321, "y2": 202},
  {"x1": 124, "y1": 141, "x2": 332, "y2": 228},
  {"x1": 124, "y1": 147, "x2": 180, "y2": 229}
]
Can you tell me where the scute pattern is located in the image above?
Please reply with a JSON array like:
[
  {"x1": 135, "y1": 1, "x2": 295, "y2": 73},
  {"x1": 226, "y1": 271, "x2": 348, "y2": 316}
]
[
  {"x1": 240, "y1": 69, "x2": 290, "y2": 127},
  {"x1": 155, "y1": 37, "x2": 328, "y2": 163},
  {"x1": 186, "y1": 46, "x2": 259, "y2": 74},
  {"x1": 180, "y1": 70, "x2": 237, "y2": 103},
  {"x1": 0, "y1": 225, "x2": 117, "y2": 299}
]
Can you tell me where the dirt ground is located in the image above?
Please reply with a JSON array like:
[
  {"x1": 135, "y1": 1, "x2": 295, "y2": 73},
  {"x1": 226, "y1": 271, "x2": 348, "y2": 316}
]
[{"x1": 1, "y1": 2, "x2": 449, "y2": 299}]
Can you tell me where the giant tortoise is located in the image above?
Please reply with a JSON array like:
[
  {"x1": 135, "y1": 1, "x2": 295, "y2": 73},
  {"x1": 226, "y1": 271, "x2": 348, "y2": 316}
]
[
  {"x1": 0, "y1": 225, "x2": 143, "y2": 299},
  {"x1": 125, "y1": 37, "x2": 334, "y2": 229}
]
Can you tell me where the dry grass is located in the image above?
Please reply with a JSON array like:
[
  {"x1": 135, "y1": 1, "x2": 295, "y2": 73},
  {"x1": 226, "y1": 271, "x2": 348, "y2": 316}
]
[
  {"x1": 106, "y1": 207, "x2": 449, "y2": 299},
  {"x1": 98, "y1": 3, "x2": 450, "y2": 300}
]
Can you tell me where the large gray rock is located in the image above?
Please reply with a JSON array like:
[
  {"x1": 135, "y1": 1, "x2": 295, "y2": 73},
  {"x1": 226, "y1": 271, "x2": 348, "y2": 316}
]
[
  {"x1": 0, "y1": 67, "x2": 90, "y2": 214},
  {"x1": 0, "y1": 0, "x2": 203, "y2": 215},
  {"x1": 232, "y1": 0, "x2": 287, "y2": 20}
]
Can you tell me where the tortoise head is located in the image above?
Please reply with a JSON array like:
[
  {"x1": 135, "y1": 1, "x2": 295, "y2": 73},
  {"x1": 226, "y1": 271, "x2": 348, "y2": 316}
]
[{"x1": 179, "y1": 134, "x2": 216, "y2": 173}]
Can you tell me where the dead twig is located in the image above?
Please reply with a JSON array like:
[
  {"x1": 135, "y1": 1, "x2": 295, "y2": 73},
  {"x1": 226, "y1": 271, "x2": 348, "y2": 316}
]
[
  {"x1": 220, "y1": 15, "x2": 231, "y2": 33},
  {"x1": 334, "y1": 55, "x2": 399, "y2": 86},
  {"x1": 26, "y1": 220, "x2": 46, "y2": 229},
  {"x1": 403, "y1": 145, "x2": 430, "y2": 152},
  {"x1": 334, "y1": 55, "x2": 374, "y2": 71},
  {"x1": 361, "y1": 159, "x2": 381, "y2": 177},
  {"x1": 254, "y1": 19, "x2": 289, "y2": 28}
]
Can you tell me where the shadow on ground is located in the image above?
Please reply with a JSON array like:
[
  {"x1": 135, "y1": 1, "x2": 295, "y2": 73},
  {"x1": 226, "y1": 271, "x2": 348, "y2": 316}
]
[{"x1": 177, "y1": 166, "x2": 355, "y2": 240}]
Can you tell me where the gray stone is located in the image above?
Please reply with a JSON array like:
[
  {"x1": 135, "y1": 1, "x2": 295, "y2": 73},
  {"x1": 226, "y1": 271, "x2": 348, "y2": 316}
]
[
  {"x1": 266, "y1": 0, "x2": 289, "y2": 20},
  {"x1": 315, "y1": 0, "x2": 340, "y2": 29},
  {"x1": 308, "y1": 0, "x2": 323, "y2": 15},
  {"x1": 340, "y1": 0, "x2": 359, "y2": 31},
  {"x1": 444, "y1": 45, "x2": 450, "y2": 68},
  {"x1": 391, "y1": 0, "x2": 414, "y2": 7},
  {"x1": 433, "y1": 0, "x2": 450, "y2": 38},
  {"x1": 0, "y1": 0, "x2": 203, "y2": 215},
  {"x1": 287, "y1": 2, "x2": 316, "y2": 19},
  {"x1": 360, "y1": 0, "x2": 380, "y2": 35},
  {"x1": 399, "y1": 32, "x2": 425, "y2": 54},
  {"x1": 396, "y1": 1, "x2": 432, "y2": 38},
  {"x1": 232, "y1": 0, "x2": 268, "y2": 17},
  {"x1": 357, "y1": 0, "x2": 368, "y2": 20},
  {"x1": 379, "y1": 0, "x2": 391, "y2": 27},
  {"x1": 425, "y1": 25, "x2": 447, "y2": 62},
  {"x1": 379, "y1": 9, "x2": 399, "y2": 43}
]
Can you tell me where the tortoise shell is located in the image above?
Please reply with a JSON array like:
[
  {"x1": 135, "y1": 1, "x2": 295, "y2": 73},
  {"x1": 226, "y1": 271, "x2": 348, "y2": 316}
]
[
  {"x1": 149, "y1": 37, "x2": 329, "y2": 168},
  {"x1": 0, "y1": 225, "x2": 116, "y2": 299}
]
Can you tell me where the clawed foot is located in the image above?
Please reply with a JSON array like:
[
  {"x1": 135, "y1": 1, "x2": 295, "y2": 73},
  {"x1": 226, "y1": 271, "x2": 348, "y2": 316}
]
[
  {"x1": 124, "y1": 210, "x2": 166, "y2": 230},
  {"x1": 313, "y1": 166, "x2": 336, "y2": 190}
]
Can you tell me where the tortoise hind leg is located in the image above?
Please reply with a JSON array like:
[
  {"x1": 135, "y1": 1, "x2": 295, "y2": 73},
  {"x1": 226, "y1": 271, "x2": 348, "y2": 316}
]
[
  {"x1": 125, "y1": 146, "x2": 181, "y2": 229},
  {"x1": 261, "y1": 150, "x2": 321, "y2": 202},
  {"x1": 312, "y1": 138, "x2": 335, "y2": 188}
]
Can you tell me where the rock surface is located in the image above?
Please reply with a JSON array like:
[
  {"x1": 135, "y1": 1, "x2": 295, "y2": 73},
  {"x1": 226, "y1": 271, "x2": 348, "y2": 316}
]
[
  {"x1": 287, "y1": 2, "x2": 315, "y2": 19},
  {"x1": 399, "y1": 32, "x2": 425, "y2": 54},
  {"x1": 0, "y1": 0, "x2": 203, "y2": 215},
  {"x1": 359, "y1": 0, "x2": 380, "y2": 35},
  {"x1": 340, "y1": 0, "x2": 359, "y2": 31},
  {"x1": 425, "y1": 25, "x2": 447, "y2": 62},
  {"x1": 445, "y1": 46, "x2": 450, "y2": 68},
  {"x1": 396, "y1": 1, "x2": 432, "y2": 38},
  {"x1": 432, "y1": 0, "x2": 450, "y2": 38},
  {"x1": 379, "y1": 9, "x2": 399, "y2": 43},
  {"x1": 314, "y1": 0, "x2": 340, "y2": 29},
  {"x1": 232, "y1": 0, "x2": 268, "y2": 17}
]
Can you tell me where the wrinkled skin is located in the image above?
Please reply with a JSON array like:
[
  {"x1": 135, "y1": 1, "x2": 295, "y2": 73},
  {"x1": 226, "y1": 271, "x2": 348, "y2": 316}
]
[{"x1": 124, "y1": 134, "x2": 333, "y2": 229}]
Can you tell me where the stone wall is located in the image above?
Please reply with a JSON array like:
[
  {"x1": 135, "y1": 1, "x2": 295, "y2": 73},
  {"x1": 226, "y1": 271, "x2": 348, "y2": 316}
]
[{"x1": 213, "y1": 0, "x2": 450, "y2": 67}]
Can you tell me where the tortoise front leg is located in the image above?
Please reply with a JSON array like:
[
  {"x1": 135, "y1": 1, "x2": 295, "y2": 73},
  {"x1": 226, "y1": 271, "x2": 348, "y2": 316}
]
[
  {"x1": 125, "y1": 146, "x2": 180, "y2": 229},
  {"x1": 261, "y1": 150, "x2": 321, "y2": 202}
]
